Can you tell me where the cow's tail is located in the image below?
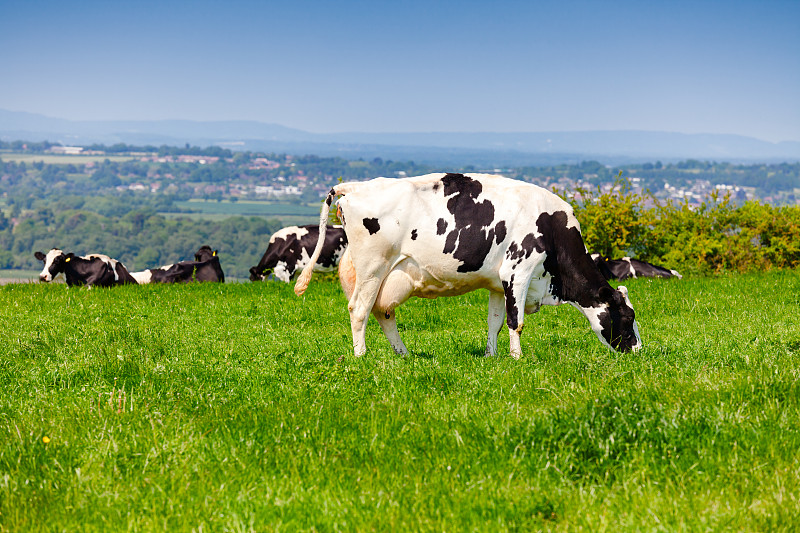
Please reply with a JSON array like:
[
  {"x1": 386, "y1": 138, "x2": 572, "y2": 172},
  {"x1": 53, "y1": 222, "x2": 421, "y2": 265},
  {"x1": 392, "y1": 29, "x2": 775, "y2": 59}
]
[{"x1": 295, "y1": 187, "x2": 339, "y2": 295}]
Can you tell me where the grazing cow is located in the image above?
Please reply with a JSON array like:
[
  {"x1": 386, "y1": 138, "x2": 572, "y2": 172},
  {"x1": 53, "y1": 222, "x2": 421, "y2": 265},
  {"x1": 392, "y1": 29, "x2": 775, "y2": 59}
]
[
  {"x1": 249, "y1": 224, "x2": 347, "y2": 282},
  {"x1": 295, "y1": 173, "x2": 642, "y2": 358},
  {"x1": 34, "y1": 248, "x2": 138, "y2": 287},
  {"x1": 591, "y1": 254, "x2": 682, "y2": 280},
  {"x1": 130, "y1": 253, "x2": 225, "y2": 284}
]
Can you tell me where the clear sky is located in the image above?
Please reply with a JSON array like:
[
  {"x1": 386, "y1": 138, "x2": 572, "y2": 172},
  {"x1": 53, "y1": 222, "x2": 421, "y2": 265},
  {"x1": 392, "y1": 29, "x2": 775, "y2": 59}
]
[{"x1": 1, "y1": 0, "x2": 798, "y2": 142}]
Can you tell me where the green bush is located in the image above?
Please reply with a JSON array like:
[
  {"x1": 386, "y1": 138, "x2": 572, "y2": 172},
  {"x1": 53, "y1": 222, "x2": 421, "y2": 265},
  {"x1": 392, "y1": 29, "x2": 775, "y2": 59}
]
[{"x1": 566, "y1": 177, "x2": 800, "y2": 276}]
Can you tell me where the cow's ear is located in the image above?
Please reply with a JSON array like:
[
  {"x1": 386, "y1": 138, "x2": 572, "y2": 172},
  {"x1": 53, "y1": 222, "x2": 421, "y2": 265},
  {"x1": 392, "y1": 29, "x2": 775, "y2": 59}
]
[
  {"x1": 65, "y1": 253, "x2": 75, "y2": 263},
  {"x1": 34, "y1": 251, "x2": 46, "y2": 261}
]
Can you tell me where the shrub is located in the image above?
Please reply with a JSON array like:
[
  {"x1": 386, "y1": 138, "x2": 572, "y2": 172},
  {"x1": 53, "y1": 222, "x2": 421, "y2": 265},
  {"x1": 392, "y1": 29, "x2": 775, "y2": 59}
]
[{"x1": 565, "y1": 177, "x2": 800, "y2": 276}]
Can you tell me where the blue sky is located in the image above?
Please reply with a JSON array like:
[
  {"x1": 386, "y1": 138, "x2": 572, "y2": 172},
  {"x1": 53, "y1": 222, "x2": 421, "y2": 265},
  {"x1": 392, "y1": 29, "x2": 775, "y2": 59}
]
[{"x1": 1, "y1": 0, "x2": 798, "y2": 142}]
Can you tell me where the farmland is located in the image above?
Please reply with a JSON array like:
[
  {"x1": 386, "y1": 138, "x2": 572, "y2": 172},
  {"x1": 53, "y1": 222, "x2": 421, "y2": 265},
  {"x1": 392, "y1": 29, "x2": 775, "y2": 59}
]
[
  {"x1": 1, "y1": 271, "x2": 798, "y2": 530},
  {"x1": 0, "y1": 153, "x2": 133, "y2": 165},
  {"x1": 166, "y1": 199, "x2": 321, "y2": 226}
]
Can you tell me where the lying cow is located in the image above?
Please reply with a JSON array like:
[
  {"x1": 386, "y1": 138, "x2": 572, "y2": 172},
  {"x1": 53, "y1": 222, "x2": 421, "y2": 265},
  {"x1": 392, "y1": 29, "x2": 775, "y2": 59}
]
[
  {"x1": 250, "y1": 224, "x2": 347, "y2": 282},
  {"x1": 591, "y1": 254, "x2": 682, "y2": 280},
  {"x1": 35, "y1": 248, "x2": 138, "y2": 287},
  {"x1": 130, "y1": 247, "x2": 225, "y2": 284},
  {"x1": 295, "y1": 173, "x2": 642, "y2": 358}
]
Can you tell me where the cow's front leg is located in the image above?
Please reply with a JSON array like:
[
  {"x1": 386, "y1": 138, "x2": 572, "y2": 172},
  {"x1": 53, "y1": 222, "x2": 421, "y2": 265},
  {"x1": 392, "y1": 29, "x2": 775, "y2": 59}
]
[
  {"x1": 485, "y1": 291, "x2": 505, "y2": 356},
  {"x1": 502, "y1": 274, "x2": 532, "y2": 359}
]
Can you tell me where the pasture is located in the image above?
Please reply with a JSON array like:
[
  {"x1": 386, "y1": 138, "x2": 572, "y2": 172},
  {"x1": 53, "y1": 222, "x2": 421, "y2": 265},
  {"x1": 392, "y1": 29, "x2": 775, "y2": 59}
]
[
  {"x1": 1, "y1": 272, "x2": 799, "y2": 530},
  {"x1": 0, "y1": 153, "x2": 133, "y2": 165},
  {"x1": 165, "y1": 200, "x2": 321, "y2": 226}
]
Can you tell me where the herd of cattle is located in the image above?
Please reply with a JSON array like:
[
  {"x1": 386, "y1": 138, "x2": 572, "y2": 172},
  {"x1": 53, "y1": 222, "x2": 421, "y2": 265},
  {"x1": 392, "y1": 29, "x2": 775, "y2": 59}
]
[{"x1": 35, "y1": 173, "x2": 682, "y2": 357}]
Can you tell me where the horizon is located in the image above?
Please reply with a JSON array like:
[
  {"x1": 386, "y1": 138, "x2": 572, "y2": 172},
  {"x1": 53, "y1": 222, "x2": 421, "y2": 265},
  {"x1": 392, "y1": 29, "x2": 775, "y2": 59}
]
[
  {"x1": 2, "y1": 1, "x2": 799, "y2": 143},
  {"x1": 2, "y1": 108, "x2": 797, "y2": 147}
]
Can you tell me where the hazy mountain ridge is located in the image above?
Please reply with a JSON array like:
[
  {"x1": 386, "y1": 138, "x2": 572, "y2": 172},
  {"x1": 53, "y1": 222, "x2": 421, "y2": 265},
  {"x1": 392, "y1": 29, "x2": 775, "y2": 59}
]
[{"x1": 2, "y1": 108, "x2": 798, "y2": 165}]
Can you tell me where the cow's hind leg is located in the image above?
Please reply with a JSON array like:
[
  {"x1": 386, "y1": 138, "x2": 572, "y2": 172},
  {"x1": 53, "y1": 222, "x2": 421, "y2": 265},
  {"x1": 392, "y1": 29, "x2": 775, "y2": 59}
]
[
  {"x1": 348, "y1": 276, "x2": 382, "y2": 356},
  {"x1": 485, "y1": 291, "x2": 505, "y2": 356},
  {"x1": 373, "y1": 309, "x2": 408, "y2": 355},
  {"x1": 370, "y1": 269, "x2": 413, "y2": 355}
]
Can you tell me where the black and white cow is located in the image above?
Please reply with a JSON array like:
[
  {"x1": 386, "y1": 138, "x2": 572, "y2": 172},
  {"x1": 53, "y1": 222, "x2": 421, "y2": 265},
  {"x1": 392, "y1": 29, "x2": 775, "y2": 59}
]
[
  {"x1": 249, "y1": 224, "x2": 347, "y2": 282},
  {"x1": 130, "y1": 248, "x2": 225, "y2": 284},
  {"x1": 591, "y1": 254, "x2": 682, "y2": 280},
  {"x1": 34, "y1": 248, "x2": 138, "y2": 287},
  {"x1": 295, "y1": 173, "x2": 642, "y2": 358}
]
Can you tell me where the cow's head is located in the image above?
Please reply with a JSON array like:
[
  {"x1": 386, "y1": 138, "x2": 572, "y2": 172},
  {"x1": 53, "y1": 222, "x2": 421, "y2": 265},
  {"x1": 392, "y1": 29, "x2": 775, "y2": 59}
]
[
  {"x1": 591, "y1": 254, "x2": 614, "y2": 280},
  {"x1": 249, "y1": 266, "x2": 267, "y2": 281},
  {"x1": 590, "y1": 285, "x2": 641, "y2": 352},
  {"x1": 195, "y1": 245, "x2": 217, "y2": 262},
  {"x1": 34, "y1": 249, "x2": 68, "y2": 282}
]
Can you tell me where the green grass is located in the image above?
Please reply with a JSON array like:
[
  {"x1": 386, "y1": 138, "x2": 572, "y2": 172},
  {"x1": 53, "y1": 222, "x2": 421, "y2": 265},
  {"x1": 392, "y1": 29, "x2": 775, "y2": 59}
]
[
  {"x1": 173, "y1": 200, "x2": 322, "y2": 217},
  {"x1": 1, "y1": 272, "x2": 799, "y2": 531}
]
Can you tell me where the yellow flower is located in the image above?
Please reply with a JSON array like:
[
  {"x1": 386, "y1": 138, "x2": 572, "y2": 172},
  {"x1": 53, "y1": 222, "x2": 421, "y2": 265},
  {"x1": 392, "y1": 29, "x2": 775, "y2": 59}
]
[{"x1": 42, "y1": 436, "x2": 50, "y2": 444}]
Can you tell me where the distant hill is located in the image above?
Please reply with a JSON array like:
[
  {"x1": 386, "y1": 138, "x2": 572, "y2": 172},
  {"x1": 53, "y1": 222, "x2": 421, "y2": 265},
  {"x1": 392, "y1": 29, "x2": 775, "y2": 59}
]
[{"x1": 2, "y1": 108, "x2": 799, "y2": 165}]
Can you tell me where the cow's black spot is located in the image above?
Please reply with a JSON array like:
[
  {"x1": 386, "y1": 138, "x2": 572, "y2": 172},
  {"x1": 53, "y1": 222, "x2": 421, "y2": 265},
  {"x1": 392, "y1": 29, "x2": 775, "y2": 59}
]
[
  {"x1": 363, "y1": 217, "x2": 381, "y2": 235},
  {"x1": 326, "y1": 188, "x2": 335, "y2": 206},
  {"x1": 495, "y1": 220, "x2": 507, "y2": 244},
  {"x1": 411, "y1": 229, "x2": 418, "y2": 240},
  {"x1": 506, "y1": 233, "x2": 539, "y2": 264},
  {"x1": 440, "y1": 173, "x2": 503, "y2": 273},
  {"x1": 436, "y1": 218, "x2": 448, "y2": 235},
  {"x1": 532, "y1": 211, "x2": 601, "y2": 307},
  {"x1": 503, "y1": 275, "x2": 518, "y2": 330}
]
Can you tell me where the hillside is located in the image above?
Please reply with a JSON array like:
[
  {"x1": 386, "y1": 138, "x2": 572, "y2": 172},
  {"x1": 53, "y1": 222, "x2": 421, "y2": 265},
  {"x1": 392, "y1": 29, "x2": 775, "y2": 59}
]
[{"x1": 3, "y1": 108, "x2": 799, "y2": 165}]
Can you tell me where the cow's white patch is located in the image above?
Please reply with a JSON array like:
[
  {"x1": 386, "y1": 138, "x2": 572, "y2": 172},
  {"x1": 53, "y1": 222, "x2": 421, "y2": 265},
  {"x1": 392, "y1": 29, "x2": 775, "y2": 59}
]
[
  {"x1": 621, "y1": 257, "x2": 636, "y2": 278},
  {"x1": 572, "y1": 303, "x2": 614, "y2": 349},
  {"x1": 274, "y1": 262, "x2": 291, "y2": 283},
  {"x1": 130, "y1": 270, "x2": 153, "y2": 284},
  {"x1": 270, "y1": 226, "x2": 310, "y2": 244}
]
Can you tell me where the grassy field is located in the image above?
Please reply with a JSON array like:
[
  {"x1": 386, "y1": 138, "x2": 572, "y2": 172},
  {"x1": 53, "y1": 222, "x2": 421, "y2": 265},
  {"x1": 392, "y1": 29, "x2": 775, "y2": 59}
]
[
  {"x1": 0, "y1": 153, "x2": 133, "y2": 164},
  {"x1": 1, "y1": 272, "x2": 798, "y2": 530},
  {"x1": 165, "y1": 200, "x2": 322, "y2": 226}
]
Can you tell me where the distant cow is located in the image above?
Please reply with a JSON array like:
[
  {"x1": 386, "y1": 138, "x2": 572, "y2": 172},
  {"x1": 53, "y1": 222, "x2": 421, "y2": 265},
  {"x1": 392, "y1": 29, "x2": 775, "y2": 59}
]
[
  {"x1": 130, "y1": 248, "x2": 225, "y2": 284},
  {"x1": 35, "y1": 248, "x2": 138, "y2": 287},
  {"x1": 295, "y1": 173, "x2": 642, "y2": 358},
  {"x1": 591, "y1": 254, "x2": 682, "y2": 280},
  {"x1": 250, "y1": 224, "x2": 347, "y2": 282}
]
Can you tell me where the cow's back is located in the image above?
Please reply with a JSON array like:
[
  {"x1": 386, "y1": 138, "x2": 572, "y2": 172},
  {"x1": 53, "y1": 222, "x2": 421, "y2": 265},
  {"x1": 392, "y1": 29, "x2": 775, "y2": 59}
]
[{"x1": 338, "y1": 173, "x2": 573, "y2": 295}]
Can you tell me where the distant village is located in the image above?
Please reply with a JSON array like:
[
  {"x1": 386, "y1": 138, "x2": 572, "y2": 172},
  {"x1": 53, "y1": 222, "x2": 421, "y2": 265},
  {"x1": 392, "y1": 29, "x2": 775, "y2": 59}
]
[{"x1": 8, "y1": 142, "x2": 799, "y2": 207}]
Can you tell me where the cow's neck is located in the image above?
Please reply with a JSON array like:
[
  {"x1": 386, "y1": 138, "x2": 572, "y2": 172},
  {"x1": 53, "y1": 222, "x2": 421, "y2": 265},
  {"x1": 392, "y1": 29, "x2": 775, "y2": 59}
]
[{"x1": 547, "y1": 251, "x2": 610, "y2": 309}]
